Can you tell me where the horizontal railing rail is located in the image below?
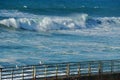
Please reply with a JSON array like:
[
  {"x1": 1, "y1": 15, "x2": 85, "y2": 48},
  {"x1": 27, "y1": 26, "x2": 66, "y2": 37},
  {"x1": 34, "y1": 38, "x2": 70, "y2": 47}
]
[{"x1": 0, "y1": 59, "x2": 120, "y2": 80}]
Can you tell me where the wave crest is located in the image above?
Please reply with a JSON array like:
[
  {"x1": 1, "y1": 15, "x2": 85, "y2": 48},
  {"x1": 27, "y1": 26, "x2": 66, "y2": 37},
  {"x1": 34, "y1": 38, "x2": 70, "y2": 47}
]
[
  {"x1": 0, "y1": 12, "x2": 120, "y2": 31},
  {"x1": 0, "y1": 14, "x2": 88, "y2": 31}
]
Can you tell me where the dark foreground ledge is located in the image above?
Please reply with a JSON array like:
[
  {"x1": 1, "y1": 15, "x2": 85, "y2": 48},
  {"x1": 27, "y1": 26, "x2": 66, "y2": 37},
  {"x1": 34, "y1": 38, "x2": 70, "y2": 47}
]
[
  {"x1": 0, "y1": 59, "x2": 120, "y2": 80},
  {"x1": 45, "y1": 73, "x2": 120, "y2": 80}
]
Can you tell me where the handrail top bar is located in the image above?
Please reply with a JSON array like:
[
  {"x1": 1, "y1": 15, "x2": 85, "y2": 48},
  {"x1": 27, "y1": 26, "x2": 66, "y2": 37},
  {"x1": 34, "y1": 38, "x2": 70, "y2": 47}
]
[{"x1": 1, "y1": 59, "x2": 120, "y2": 69}]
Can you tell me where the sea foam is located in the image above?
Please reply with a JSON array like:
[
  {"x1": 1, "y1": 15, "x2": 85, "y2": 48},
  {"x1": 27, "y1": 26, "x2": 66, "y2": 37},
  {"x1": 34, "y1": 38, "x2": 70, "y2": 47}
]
[{"x1": 0, "y1": 10, "x2": 120, "y2": 31}]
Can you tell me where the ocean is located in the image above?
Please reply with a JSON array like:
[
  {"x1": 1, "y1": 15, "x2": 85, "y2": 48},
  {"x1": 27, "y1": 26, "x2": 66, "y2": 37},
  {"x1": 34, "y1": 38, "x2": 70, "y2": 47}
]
[{"x1": 0, "y1": 0, "x2": 120, "y2": 67}]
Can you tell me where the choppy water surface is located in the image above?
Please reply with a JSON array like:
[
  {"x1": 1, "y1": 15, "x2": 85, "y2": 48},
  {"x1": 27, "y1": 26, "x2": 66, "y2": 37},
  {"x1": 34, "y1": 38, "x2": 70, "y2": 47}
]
[{"x1": 0, "y1": 0, "x2": 120, "y2": 67}]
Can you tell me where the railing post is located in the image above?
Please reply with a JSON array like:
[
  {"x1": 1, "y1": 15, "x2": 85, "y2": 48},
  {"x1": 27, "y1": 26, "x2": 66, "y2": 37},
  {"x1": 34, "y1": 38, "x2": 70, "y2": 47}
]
[
  {"x1": 56, "y1": 64, "x2": 58, "y2": 79},
  {"x1": 11, "y1": 69, "x2": 14, "y2": 80},
  {"x1": 111, "y1": 60, "x2": 114, "y2": 74},
  {"x1": 45, "y1": 65, "x2": 47, "y2": 80},
  {"x1": 98, "y1": 61, "x2": 102, "y2": 80},
  {"x1": 22, "y1": 67, "x2": 24, "y2": 80},
  {"x1": 78, "y1": 63, "x2": 81, "y2": 77},
  {"x1": 0, "y1": 68, "x2": 2, "y2": 80},
  {"x1": 66, "y1": 63, "x2": 70, "y2": 77},
  {"x1": 88, "y1": 63, "x2": 91, "y2": 76},
  {"x1": 98, "y1": 61, "x2": 102, "y2": 75},
  {"x1": 32, "y1": 66, "x2": 36, "y2": 80}
]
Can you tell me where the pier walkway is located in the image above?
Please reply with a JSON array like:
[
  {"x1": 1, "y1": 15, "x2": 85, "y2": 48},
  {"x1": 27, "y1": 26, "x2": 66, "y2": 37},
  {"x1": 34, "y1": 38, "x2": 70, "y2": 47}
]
[{"x1": 0, "y1": 59, "x2": 120, "y2": 80}]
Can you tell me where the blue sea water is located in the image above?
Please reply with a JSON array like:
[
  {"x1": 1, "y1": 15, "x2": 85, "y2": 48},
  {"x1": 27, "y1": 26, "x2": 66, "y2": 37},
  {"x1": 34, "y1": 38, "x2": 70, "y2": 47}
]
[{"x1": 0, "y1": 0, "x2": 120, "y2": 67}]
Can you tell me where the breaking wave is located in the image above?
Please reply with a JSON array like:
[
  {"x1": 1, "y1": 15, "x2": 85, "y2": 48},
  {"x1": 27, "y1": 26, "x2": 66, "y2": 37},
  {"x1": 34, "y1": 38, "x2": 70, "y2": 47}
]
[{"x1": 0, "y1": 10, "x2": 120, "y2": 31}]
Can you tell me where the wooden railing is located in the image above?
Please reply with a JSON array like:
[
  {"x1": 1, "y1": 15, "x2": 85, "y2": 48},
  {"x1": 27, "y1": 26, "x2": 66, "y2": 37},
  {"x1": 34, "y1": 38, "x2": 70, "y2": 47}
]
[{"x1": 0, "y1": 59, "x2": 120, "y2": 80}]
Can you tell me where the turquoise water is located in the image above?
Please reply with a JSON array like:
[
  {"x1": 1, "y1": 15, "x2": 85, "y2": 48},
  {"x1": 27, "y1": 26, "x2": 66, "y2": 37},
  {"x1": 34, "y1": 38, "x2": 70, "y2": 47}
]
[{"x1": 0, "y1": 0, "x2": 120, "y2": 67}]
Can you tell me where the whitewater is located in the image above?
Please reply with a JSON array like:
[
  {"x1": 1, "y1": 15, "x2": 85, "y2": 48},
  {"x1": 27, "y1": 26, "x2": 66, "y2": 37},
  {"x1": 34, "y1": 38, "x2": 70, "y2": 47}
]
[{"x1": 0, "y1": 0, "x2": 120, "y2": 67}]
